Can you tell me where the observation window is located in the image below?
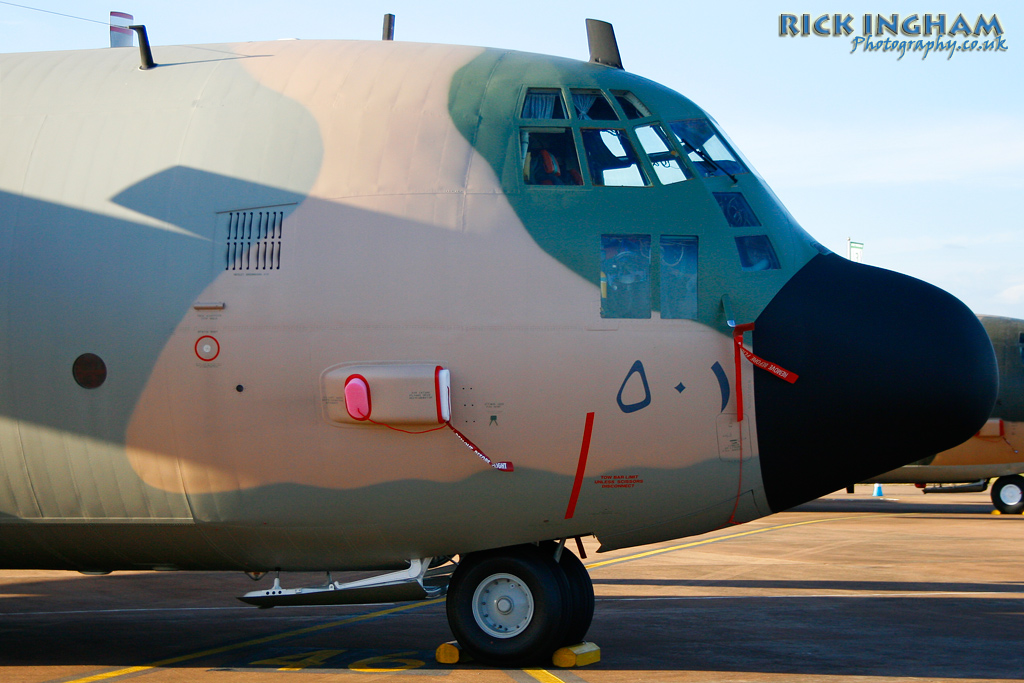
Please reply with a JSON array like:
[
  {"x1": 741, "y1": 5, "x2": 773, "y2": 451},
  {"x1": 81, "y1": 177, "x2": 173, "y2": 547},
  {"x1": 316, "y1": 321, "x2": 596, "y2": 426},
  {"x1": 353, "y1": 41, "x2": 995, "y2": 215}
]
[
  {"x1": 713, "y1": 192, "x2": 761, "y2": 227},
  {"x1": 613, "y1": 91, "x2": 650, "y2": 120},
  {"x1": 735, "y1": 235, "x2": 780, "y2": 272},
  {"x1": 521, "y1": 129, "x2": 583, "y2": 186},
  {"x1": 635, "y1": 125, "x2": 692, "y2": 185},
  {"x1": 522, "y1": 88, "x2": 567, "y2": 120},
  {"x1": 581, "y1": 129, "x2": 647, "y2": 187},
  {"x1": 668, "y1": 119, "x2": 749, "y2": 178},
  {"x1": 571, "y1": 89, "x2": 619, "y2": 120},
  {"x1": 660, "y1": 236, "x2": 699, "y2": 319},
  {"x1": 600, "y1": 235, "x2": 651, "y2": 318}
]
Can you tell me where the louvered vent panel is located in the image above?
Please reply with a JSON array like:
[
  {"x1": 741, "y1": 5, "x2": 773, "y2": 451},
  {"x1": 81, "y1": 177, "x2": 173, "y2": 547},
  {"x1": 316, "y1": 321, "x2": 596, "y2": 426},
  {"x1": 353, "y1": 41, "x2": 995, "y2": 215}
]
[{"x1": 225, "y1": 210, "x2": 284, "y2": 271}]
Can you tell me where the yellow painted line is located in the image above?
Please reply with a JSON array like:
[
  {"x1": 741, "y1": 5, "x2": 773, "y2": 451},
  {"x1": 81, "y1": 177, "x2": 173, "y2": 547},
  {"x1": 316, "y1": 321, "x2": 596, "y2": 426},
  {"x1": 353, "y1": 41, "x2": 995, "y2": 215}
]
[
  {"x1": 62, "y1": 597, "x2": 444, "y2": 683},
  {"x1": 586, "y1": 515, "x2": 881, "y2": 570},
  {"x1": 524, "y1": 668, "x2": 568, "y2": 683}
]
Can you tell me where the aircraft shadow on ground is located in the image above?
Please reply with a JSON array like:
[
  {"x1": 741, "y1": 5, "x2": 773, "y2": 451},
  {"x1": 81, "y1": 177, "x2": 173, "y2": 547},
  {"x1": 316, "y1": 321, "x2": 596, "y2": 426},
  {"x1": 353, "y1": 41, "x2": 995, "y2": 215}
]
[
  {"x1": 591, "y1": 577, "x2": 1024, "y2": 593},
  {"x1": 0, "y1": 572, "x2": 1022, "y2": 678}
]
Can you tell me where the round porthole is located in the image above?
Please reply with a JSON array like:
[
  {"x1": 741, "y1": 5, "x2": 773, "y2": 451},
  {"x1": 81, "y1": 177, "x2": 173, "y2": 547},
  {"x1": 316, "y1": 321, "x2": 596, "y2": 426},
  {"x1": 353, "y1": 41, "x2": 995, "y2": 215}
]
[{"x1": 73, "y1": 353, "x2": 107, "y2": 389}]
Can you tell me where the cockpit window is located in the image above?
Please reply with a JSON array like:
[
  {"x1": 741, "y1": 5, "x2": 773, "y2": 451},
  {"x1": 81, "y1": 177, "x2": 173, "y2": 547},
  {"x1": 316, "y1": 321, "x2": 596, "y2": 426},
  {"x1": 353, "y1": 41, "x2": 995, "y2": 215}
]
[
  {"x1": 601, "y1": 234, "x2": 652, "y2": 318},
  {"x1": 635, "y1": 125, "x2": 692, "y2": 185},
  {"x1": 613, "y1": 91, "x2": 650, "y2": 120},
  {"x1": 522, "y1": 88, "x2": 567, "y2": 120},
  {"x1": 581, "y1": 129, "x2": 648, "y2": 187},
  {"x1": 668, "y1": 119, "x2": 749, "y2": 178},
  {"x1": 735, "y1": 235, "x2": 780, "y2": 271},
  {"x1": 570, "y1": 89, "x2": 619, "y2": 120},
  {"x1": 521, "y1": 129, "x2": 583, "y2": 186}
]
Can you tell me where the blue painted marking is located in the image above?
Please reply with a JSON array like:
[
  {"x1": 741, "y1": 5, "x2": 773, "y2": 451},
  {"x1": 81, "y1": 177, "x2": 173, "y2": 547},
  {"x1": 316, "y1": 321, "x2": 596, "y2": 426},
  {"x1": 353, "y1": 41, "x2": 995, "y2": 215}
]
[
  {"x1": 675, "y1": 382, "x2": 685, "y2": 394},
  {"x1": 711, "y1": 361, "x2": 730, "y2": 413},
  {"x1": 617, "y1": 360, "x2": 652, "y2": 413}
]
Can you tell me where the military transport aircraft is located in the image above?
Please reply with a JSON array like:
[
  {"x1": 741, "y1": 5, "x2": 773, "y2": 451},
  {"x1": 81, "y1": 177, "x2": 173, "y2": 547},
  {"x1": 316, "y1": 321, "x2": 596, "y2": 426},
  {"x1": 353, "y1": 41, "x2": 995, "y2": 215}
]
[
  {"x1": 867, "y1": 315, "x2": 1024, "y2": 514},
  {"x1": 0, "y1": 17, "x2": 999, "y2": 665}
]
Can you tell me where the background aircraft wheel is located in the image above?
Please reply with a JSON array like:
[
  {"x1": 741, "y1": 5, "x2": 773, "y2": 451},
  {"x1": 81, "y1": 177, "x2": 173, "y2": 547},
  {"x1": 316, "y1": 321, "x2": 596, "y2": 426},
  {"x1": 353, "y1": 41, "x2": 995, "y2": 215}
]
[
  {"x1": 446, "y1": 545, "x2": 570, "y2": 666},
  {"x1": 557, "y1": 547, "x2": 595, "y2": 645},
  {"x1": 991, "y1": 475, "x2": 1024, "y2": 514}
]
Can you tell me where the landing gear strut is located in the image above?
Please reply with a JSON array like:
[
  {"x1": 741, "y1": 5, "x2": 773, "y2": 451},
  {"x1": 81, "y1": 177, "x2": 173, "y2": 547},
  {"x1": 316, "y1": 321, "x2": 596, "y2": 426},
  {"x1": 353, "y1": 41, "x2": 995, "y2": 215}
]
[{"x1": 445, "y1": 543, "x2": 594, "y2": 666}]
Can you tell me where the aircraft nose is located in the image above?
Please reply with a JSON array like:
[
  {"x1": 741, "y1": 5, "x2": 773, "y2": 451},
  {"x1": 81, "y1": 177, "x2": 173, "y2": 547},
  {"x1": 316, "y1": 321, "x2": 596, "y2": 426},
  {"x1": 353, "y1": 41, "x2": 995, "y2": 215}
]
[{"x1": 752, "y1": 253, "x2": 998, "y2": 512}]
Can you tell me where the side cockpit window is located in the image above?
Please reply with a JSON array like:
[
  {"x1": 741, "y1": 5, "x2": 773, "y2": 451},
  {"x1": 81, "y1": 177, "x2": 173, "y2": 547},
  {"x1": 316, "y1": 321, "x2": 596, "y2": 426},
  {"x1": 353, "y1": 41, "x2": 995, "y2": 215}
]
[
  {"x1": 581, "y1": 129, "x2": 647, "y2": 187},
  {"x1": 522, "y1": 129, "x2": 584, "y2": 186},
  {"x1": 668, "y1": 119, "x2": 749, "y2": 178}
]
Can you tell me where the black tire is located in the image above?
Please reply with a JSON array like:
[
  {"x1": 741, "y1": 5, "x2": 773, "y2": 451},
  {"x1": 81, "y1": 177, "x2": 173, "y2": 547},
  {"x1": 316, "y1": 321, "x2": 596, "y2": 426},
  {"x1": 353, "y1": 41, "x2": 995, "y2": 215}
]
[
  {"x1": 557, "y1": 548, "x2": 595, "y2": 646},
  {"x1": 991, "y1": 475, "x2": 1024, "y2": 514},
  {"x1": 446, "y1": 545, "x2": 570, "y2": 666}
]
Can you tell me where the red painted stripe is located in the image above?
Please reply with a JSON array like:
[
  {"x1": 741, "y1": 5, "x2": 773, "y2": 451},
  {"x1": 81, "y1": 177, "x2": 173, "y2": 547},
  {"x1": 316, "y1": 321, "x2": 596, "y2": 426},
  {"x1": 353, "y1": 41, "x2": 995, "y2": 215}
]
[
  {"x1": 110, "y1": 11, "x2": 133, "y2": 19},
  {"x1": 110, "y1": 26, "x2": 132, "y2": 34},
  {"x1": 564, "y1": 412, "x2": 595, "y2": 519}
]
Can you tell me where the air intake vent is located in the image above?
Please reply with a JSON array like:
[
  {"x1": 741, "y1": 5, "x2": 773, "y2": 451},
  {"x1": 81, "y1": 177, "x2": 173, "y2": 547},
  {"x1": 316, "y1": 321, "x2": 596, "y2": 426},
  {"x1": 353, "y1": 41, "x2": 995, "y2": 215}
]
[{"x1": 225, "y1": 210, "x2": 284, "y2": 271}]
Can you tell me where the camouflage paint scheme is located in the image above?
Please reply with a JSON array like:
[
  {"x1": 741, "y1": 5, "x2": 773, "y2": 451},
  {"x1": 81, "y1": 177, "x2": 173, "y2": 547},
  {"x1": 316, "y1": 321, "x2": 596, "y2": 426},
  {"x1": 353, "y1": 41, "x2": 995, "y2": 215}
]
[{"x1": 0, "y1": 40, "x2": 995, "y2": 573}]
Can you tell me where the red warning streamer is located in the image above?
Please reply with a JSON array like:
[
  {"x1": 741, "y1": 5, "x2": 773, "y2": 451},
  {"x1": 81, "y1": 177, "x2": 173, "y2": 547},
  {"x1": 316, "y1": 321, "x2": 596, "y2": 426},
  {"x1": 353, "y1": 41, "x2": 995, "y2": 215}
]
[
  {"x1": 445, "y1": 421, "x2": 514, "y2": 472},
  {"x1": 732, "y1": 323, "x2": 798, "y2": 422},
  {"x1": 359, "y1": 416, "x2": 513, "y2": 472}
]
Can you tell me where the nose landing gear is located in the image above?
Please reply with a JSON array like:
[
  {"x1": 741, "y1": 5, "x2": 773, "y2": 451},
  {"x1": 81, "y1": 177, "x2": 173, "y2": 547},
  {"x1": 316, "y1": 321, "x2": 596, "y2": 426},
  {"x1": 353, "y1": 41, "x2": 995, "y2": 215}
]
[{"x1": 445, "y1": 542, "x2": 594, "y2": 666}]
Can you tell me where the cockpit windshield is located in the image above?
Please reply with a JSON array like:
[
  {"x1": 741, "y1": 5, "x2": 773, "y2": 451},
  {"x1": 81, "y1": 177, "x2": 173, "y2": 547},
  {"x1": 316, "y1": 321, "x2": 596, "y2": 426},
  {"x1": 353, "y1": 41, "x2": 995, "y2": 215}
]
[{"x1": 668, "y1": 119, "x2": 748, "y2": 179}]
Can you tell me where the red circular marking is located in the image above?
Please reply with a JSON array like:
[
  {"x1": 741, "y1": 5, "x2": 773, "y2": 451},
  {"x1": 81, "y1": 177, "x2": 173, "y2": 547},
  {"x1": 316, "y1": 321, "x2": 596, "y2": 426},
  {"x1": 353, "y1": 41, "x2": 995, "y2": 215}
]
[{"x1": 195, "y1": 335, "x2": 220, "y2": 361}]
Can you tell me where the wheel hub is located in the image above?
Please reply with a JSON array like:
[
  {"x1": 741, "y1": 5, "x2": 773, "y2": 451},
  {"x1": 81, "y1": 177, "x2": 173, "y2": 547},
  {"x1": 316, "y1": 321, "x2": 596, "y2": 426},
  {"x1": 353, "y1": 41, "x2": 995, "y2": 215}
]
[
  {"x1": 472, "y1": 573, "x2": 534, "y2": 639},
  {"x1": 1000, "y1": 483, "x2": 1023, "y2": 506}
]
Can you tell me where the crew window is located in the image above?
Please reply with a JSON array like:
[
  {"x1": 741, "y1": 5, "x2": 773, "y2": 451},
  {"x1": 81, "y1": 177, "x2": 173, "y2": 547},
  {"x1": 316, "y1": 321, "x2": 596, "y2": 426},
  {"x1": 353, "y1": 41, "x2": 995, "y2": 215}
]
[
  {"x1": 660, "y1": 236, "x2": 699, "y2": 319},
  {"x1": 570, "y1": 89, "x2": 619, "y2": 120},
  {"x1": 600, "y1": 234, "x2": 651, "y2": 318},
  {"x1": 635, "y1": 125, "x2": 692, "y2": 185},
  {"x1": 521, "y1": 129, "x2": 583, "y2": 186},
  {"x1": 612, "y1": 91, "x2": 650, "y2": 120},
  {"x1": 735, "y1": 235, "x2": 780, "y2": 271},
  {"x1": 581, "y1": 129, "x2": 647, "y2": 187},
  {"x1": 522, "y1": 88, "x2": 567, "y2": 120},
  {"x1": 713, "y1": 192, "x2": 761, "y2": 227},
  {"x1": 668, "y1": 119, "x2": 749, "y2": 178}
]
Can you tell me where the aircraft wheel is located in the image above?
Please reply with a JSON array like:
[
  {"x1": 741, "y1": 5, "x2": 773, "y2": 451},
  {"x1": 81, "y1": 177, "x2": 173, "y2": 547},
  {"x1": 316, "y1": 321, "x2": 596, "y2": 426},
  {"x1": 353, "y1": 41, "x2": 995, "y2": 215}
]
[
  {"x1": 991, "y1": 475, "x2": 1024, "y2": 514},
  {"x1": 446, "y1": 545, "x2": 570, "y2": 666},
  {"x1": 557, "y1": 547, "x2": 595, "y2": 646}
]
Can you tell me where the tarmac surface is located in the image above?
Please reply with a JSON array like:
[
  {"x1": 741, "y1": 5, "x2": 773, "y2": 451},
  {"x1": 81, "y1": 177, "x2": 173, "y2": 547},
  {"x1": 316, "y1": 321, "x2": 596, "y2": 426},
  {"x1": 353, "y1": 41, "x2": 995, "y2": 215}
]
[{"x1": 1, "y1": 485, "x2": 1022, "y2": 683}]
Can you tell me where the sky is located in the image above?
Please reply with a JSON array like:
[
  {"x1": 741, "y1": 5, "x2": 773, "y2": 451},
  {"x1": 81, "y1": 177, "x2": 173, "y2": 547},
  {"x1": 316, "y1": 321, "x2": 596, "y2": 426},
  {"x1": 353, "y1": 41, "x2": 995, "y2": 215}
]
[{"x1": 2, "y1": 1, "x2": 1022, "y2": 317}]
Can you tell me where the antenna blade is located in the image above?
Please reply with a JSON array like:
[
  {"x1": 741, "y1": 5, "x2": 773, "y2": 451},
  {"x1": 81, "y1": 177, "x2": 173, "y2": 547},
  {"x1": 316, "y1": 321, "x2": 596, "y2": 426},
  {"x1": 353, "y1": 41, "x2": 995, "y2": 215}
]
[
  {"x1": 110, "y1": 11, "x2": 134, "y2": 48},
  {"x1": 382, "y1": 13, "x2": 395, "y2": 41},
  {"x1": 586, "y1": 18, "x2": 623, "y2": 69}
]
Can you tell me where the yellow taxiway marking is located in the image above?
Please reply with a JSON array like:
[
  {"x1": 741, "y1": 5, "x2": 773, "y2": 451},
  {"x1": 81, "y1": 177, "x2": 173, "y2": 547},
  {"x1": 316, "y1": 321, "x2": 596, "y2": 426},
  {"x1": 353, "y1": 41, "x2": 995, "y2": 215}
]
[
  {"x1": 62, "y1": 598, "x2": 444, "y2": 683},
  {"x1": 63, "y1": 514, "x2": 886, "y2": 682},
  {"x1": 585, "y1": 515, "x2": 881, "y2": 570}
]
